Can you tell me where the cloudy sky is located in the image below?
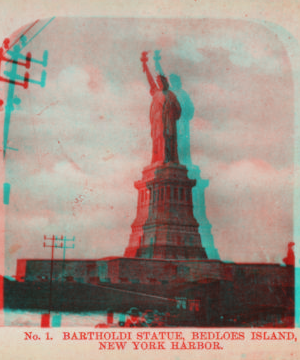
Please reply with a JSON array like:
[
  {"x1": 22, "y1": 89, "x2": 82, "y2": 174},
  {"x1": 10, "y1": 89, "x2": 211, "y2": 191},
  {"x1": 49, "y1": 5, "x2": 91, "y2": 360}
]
[{"x1": 3, "y1": 17, "x2": 294, "y2": 275}]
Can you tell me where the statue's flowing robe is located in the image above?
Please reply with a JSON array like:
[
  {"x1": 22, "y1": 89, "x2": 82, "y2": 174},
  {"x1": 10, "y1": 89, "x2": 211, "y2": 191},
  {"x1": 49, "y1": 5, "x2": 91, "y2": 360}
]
[{"x1": 150, "y1": 88, "x2": 181, "y2": 164}]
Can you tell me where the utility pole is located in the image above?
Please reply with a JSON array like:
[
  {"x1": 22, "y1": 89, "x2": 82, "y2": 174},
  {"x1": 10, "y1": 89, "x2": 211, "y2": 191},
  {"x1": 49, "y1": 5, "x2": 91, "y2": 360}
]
[
  {"x1": 0, "y1": 38, "x2": 48, "y2": 157},
  {"x1": 43, "y1": 235, "x2": 63, "y2": 314},
  {"x1": 42, "y1": 235, "x2": 75, "y2": 327},
  {"x1": 55, "y1": 235, "x2": 75, "y2": 280}
]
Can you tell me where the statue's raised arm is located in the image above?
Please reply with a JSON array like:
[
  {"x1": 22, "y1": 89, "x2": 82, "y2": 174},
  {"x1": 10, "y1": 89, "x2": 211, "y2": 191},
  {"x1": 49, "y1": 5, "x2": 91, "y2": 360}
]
[{"x1": 141, "y1": 52, "x2": 157, "y2": 96}]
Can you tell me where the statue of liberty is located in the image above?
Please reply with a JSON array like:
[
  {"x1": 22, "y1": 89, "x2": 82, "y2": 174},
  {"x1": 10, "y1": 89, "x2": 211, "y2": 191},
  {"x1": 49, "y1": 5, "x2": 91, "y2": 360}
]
[{"x1": 141, "y1": 51, "x2": 181, "y2": 164}]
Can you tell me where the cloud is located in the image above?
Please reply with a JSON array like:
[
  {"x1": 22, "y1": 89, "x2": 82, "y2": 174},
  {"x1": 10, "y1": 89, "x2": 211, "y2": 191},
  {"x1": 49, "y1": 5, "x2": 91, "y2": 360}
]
[
  {"x1": 188, "y1": 21, "x2": 289, "y2": 74},
  {"x1": 201, "y1": 159, "x2": 293, "y2": 263},
  {"x1": 173, "y1": 37, "x2": 205, "y2": 63}
]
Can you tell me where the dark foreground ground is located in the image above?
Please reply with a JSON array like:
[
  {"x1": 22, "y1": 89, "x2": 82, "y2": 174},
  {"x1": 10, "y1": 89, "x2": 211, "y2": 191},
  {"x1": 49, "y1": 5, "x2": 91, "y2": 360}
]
[{"x1": 3, "y1": 276, "x2": 294, "y2": 327}]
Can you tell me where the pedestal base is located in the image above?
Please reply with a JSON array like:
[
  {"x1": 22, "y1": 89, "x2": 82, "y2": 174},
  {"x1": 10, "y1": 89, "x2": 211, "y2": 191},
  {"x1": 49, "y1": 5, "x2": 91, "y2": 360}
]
[{"x1": 125, "y1": 162, "x2": 207, "y2": 260}]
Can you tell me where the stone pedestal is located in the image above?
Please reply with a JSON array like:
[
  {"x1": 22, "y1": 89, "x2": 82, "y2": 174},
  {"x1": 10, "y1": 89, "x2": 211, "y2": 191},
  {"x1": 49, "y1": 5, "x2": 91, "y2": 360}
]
[{"x1": 124, "y1": 162, "x2": 207, "y2": 260}]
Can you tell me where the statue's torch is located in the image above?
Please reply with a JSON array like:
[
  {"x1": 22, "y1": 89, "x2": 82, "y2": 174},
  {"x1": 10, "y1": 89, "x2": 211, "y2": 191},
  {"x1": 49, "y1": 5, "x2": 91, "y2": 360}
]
[{"x1": 141, "y1": 51, "x2": 149, "y2": 72}]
